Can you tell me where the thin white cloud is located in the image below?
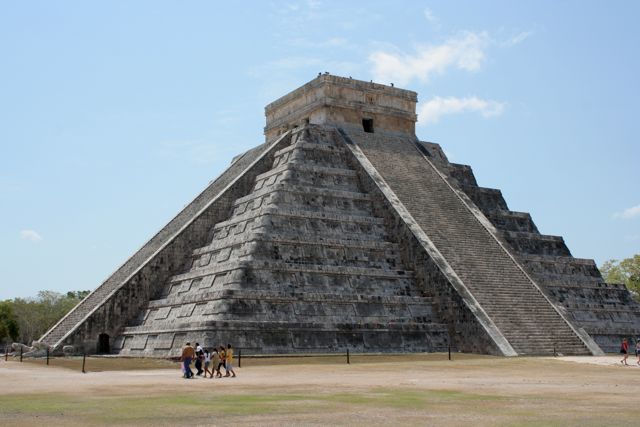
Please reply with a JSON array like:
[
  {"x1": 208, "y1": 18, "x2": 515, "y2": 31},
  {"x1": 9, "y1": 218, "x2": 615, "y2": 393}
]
[
  {"x1": 502, "y1": 31, "x2": 533, "y2": 47},
  {"x1": 272, "y1": 0, "x2": 325, "y2": 30},
  {"x1": 20, "y1": 229, "x2": 43, "y2": 242},
  {"x1": 613, "y1": 204, "x2": 640, "y2": 219},
  {"x1": 306, "y1": 0, "x2": 321, "y2": 9},
  {"x1": 418, "y1": 96, "x2": 506, "y2": 125},
  {"x1": 423, "y1": 7, "x2": 437, "y2": 23},
  {"x1": 369, "y1": 31, "x2": 489, "y2": 86}
]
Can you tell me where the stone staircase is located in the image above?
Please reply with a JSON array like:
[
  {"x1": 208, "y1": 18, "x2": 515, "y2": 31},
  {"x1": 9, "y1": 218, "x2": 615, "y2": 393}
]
[
  {"x1": 342, "y1": 128, "x2": 595, "y2": 356},
  {"x1": 116, "y1": 126, "x2": 448, "y2": 357},
  {"x1": 440, "y1": 157, "x2": 640, "y2": 352},
  {"x1": 43, "y1": 73, "x2": 636, "y2": 357},
  {"x1": 40, "y1": 281, "x2": 119, "y2": 346}
]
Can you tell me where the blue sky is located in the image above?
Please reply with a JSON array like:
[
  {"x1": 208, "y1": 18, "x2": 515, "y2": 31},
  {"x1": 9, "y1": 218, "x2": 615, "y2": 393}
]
[{"x1": 1, "y1": 1, "x2": 638, "y2": 300}]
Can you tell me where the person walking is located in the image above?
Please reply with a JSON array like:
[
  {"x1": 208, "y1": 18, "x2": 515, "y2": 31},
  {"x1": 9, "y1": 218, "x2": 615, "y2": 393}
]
[
  {"x1": 218, "y1": 346, "x2": 226, "y2": 377},
  {"x1": 224, "y1": 344, "x2": 237, "y2": 378},
  {"x1": 620, "y1": 337, "x2": 629, "y2": 365},
  {"x1": 194, "y1": 342, "x2": 204, "y2": 376},
  {"x1": 211, "y1": 348, "x2": 221, "y2": 378},
  {"x1": 636, "y1": 339, "x2": 640, "y2": 366},
  {"x1": 203, "y1": 349, "x2": 213, "y2": 378},
  {"x1": 180, "y1": 342, "x2": 195, "y2": 379}
]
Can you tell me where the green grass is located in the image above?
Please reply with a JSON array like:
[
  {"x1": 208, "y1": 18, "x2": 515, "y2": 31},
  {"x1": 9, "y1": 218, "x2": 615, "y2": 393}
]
[
  {"x1": 0, "y1": 388, "x2": 509, "y2": 424},
  {"x1": 4, "y1": 355, "x2": 639, "y2": 426},
  {"x1": 2, "y1": 386, "x2": 637, "y2": 426},
  {"x1": 1, "y1": 389, "x2": 495, "y2": 412},
  {"x1": 324, "y1": 388, "x2": 505, "y2": 407}
]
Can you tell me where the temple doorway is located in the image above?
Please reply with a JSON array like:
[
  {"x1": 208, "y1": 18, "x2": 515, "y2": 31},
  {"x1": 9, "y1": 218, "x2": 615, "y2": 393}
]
[{"x1": 97, "y1": 333, "x2": 110, "y2": 354}]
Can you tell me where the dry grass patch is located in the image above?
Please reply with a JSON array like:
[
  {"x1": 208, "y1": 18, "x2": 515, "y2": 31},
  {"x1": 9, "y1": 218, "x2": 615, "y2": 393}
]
[{"x1": 2, "y1": 355, "x2": 639, "y2": 426}]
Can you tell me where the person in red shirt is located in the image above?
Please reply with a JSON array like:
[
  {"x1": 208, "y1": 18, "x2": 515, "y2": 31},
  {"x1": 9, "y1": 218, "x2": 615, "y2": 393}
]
[{"x1": 620, "y1": 338, "x2": 629, "y2": 365}]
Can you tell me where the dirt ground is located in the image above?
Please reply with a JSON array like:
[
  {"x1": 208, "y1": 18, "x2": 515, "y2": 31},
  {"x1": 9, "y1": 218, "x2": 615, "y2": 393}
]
[{"x1": 1, "y1": 354, "x2": 639, "y2": 426}]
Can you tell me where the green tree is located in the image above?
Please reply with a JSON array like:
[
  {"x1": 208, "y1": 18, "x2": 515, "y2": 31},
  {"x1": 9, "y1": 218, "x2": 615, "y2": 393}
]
[
  {"x1": 0, "y1": 300, "x2": 20, "y2": 344},
  {"x1": 601, "y1": 254, "x2": 640, "y2": 298},
  {"x1": 11, "y1": 290, "x2": 89, "y2": 344},
  {"x1": 66, "y1": 290, "x2": 90, "y2": 300}
]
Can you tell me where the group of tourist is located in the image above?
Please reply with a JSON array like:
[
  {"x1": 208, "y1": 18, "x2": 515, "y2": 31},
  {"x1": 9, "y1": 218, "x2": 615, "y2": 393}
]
[
  {"x1": 619, "y1": 338, "x2": 640, "y2": 366},
  {"x1": 180, "y1": 342, "x2": 237, "y2": 379}
]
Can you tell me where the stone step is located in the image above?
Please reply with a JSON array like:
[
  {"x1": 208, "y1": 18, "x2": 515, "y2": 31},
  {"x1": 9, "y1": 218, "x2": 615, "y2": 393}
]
[
  {"x1": 249, "y1": 241, "x2": 401, "y2": 269},
  {"x1": 252, "y1": 226, "x2": 388, "y2": 244},
  {"x1": 164, "y1": 268, "x2": 419, "y2": 301},
  {"x1": 121, "y1": 318, "x2": 449, "y2": 335},
  {"x1": 272, "y1": 147, "x2": 351, "y2": 172},
  {"x1": 531, "y1": 273, "x2": 605, "y2": 287},
  {"x1": 256, "y1": 162, "x2": 357, "y2": 182},
  {"x1": 186, "y1": 238, "x2": 402, "y2": 273},
  {"x1": 559, "y1": 303, "x2": 640, "y2": 312},
  {"x1": 500, "y1": 230, "x2": 571, "y2": 257},
  {"x1": 208, "y1": 211, "x2": 388, "y2": 246},
  {"x1": 233, "y1": 183, "x2": 372, "y2": 207},
  {"x1": 483, "y1": 210, "x2": 539, "y2": 234},
  {"x1": 344, "y1": 129, "x2": 591, "y2": 356},
  {"x1": 253, "y1": 164, "x2": 360, "y2": 194},
  {"x1": 148, "y1": 290, "x2": 435, "y2": 309},
  {"x1": 274, "y1": 140, "x2": 347, "y2": 158},
  {"x1": 169, "y1": 259, "x2": 415, "y2": 284},
  {"x1": 459, "y1": 185, "x2": 509, "y2": 212},
  {"x1": 194, "y1": 234, "x2": 398, "y2": 257},
  {"x1": 213, "y1": 206, "x2": 386, "y2": 231},
  {"x1": 447, "y1": 163, "x2": 478, "y2": 187},
  {"x1": 41, "y1": 291, "x2": 111, "y2": 344}
]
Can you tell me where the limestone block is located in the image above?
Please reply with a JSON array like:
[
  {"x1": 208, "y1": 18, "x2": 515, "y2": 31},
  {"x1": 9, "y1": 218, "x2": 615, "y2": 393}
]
[
  {"x1": 11, "y1": 342, "x2": 31, "y2": 353},
  {"x1": 31, "y1": 341, "x2": 50, "y2": 350}
]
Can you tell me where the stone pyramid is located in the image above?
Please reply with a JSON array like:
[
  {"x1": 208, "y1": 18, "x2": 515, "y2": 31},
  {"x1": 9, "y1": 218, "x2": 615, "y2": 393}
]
[{"x1": 40, "y1": 75, "x2": 640, "y2": 357}]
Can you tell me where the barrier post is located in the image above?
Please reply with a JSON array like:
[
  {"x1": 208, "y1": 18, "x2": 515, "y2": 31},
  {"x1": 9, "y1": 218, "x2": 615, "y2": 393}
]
[
  {"x1": 346, "y1": 348, "x2": 350, "y2": 364},
  {"x1": 238, "y1": 349, "x2": 241, "y2": 368},
  {"x1": 20, "y1": 346, "x2": 23, "y2": 362},
  {"x1": 46, "y1": 348, "x2": 49, "y2": 365},
  {"x1": 82, "y1": 353, "x2": 86, "y2": 373},
  {"x1": 4, "y1": 346, "x2": 8, "y2": 361}
]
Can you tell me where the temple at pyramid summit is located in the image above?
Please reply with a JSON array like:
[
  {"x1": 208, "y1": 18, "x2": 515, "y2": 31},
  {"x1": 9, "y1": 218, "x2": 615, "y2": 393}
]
[{"x1": 41, "y1": 74, "x2": 640, "y2": 357}]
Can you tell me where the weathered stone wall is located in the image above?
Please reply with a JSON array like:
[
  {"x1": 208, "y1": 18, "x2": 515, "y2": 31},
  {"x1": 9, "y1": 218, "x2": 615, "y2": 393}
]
[
  {"x1": 46, "y1": 134, "x2": 293, "y2": 354},
  {"x1": 44, "y1": 74, "x2": 638, "y2": 358},
  {"x1": 352, "y1": 172, "x2": 505, "y2": 354},
  {"x1": 340, "y1": 132, "x2": 507, "y2": 355},
  {"x1": 265, "y1": 74, "x2": 417, "y2": 141},
  {"x1": 341, "y1": 128, "x2": 599, "y2": 356},
  {"x1": 420, "y1": 141, "x2": 640, "y2": 353},
  {"x1": 115, "y1": 125, "x2": 449, "y2": 357}
]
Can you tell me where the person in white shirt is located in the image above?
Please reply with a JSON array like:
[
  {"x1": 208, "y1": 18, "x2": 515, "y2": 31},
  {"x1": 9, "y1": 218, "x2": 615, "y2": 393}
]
[{"x1": 203, "y1": 349, "x2": 213, "y2": 378}]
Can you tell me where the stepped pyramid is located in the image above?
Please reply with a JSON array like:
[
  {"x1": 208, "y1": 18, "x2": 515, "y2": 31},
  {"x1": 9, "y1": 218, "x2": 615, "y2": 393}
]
[{"x1": 41, "y1": 75, "x2": 640, "y2": 356}]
